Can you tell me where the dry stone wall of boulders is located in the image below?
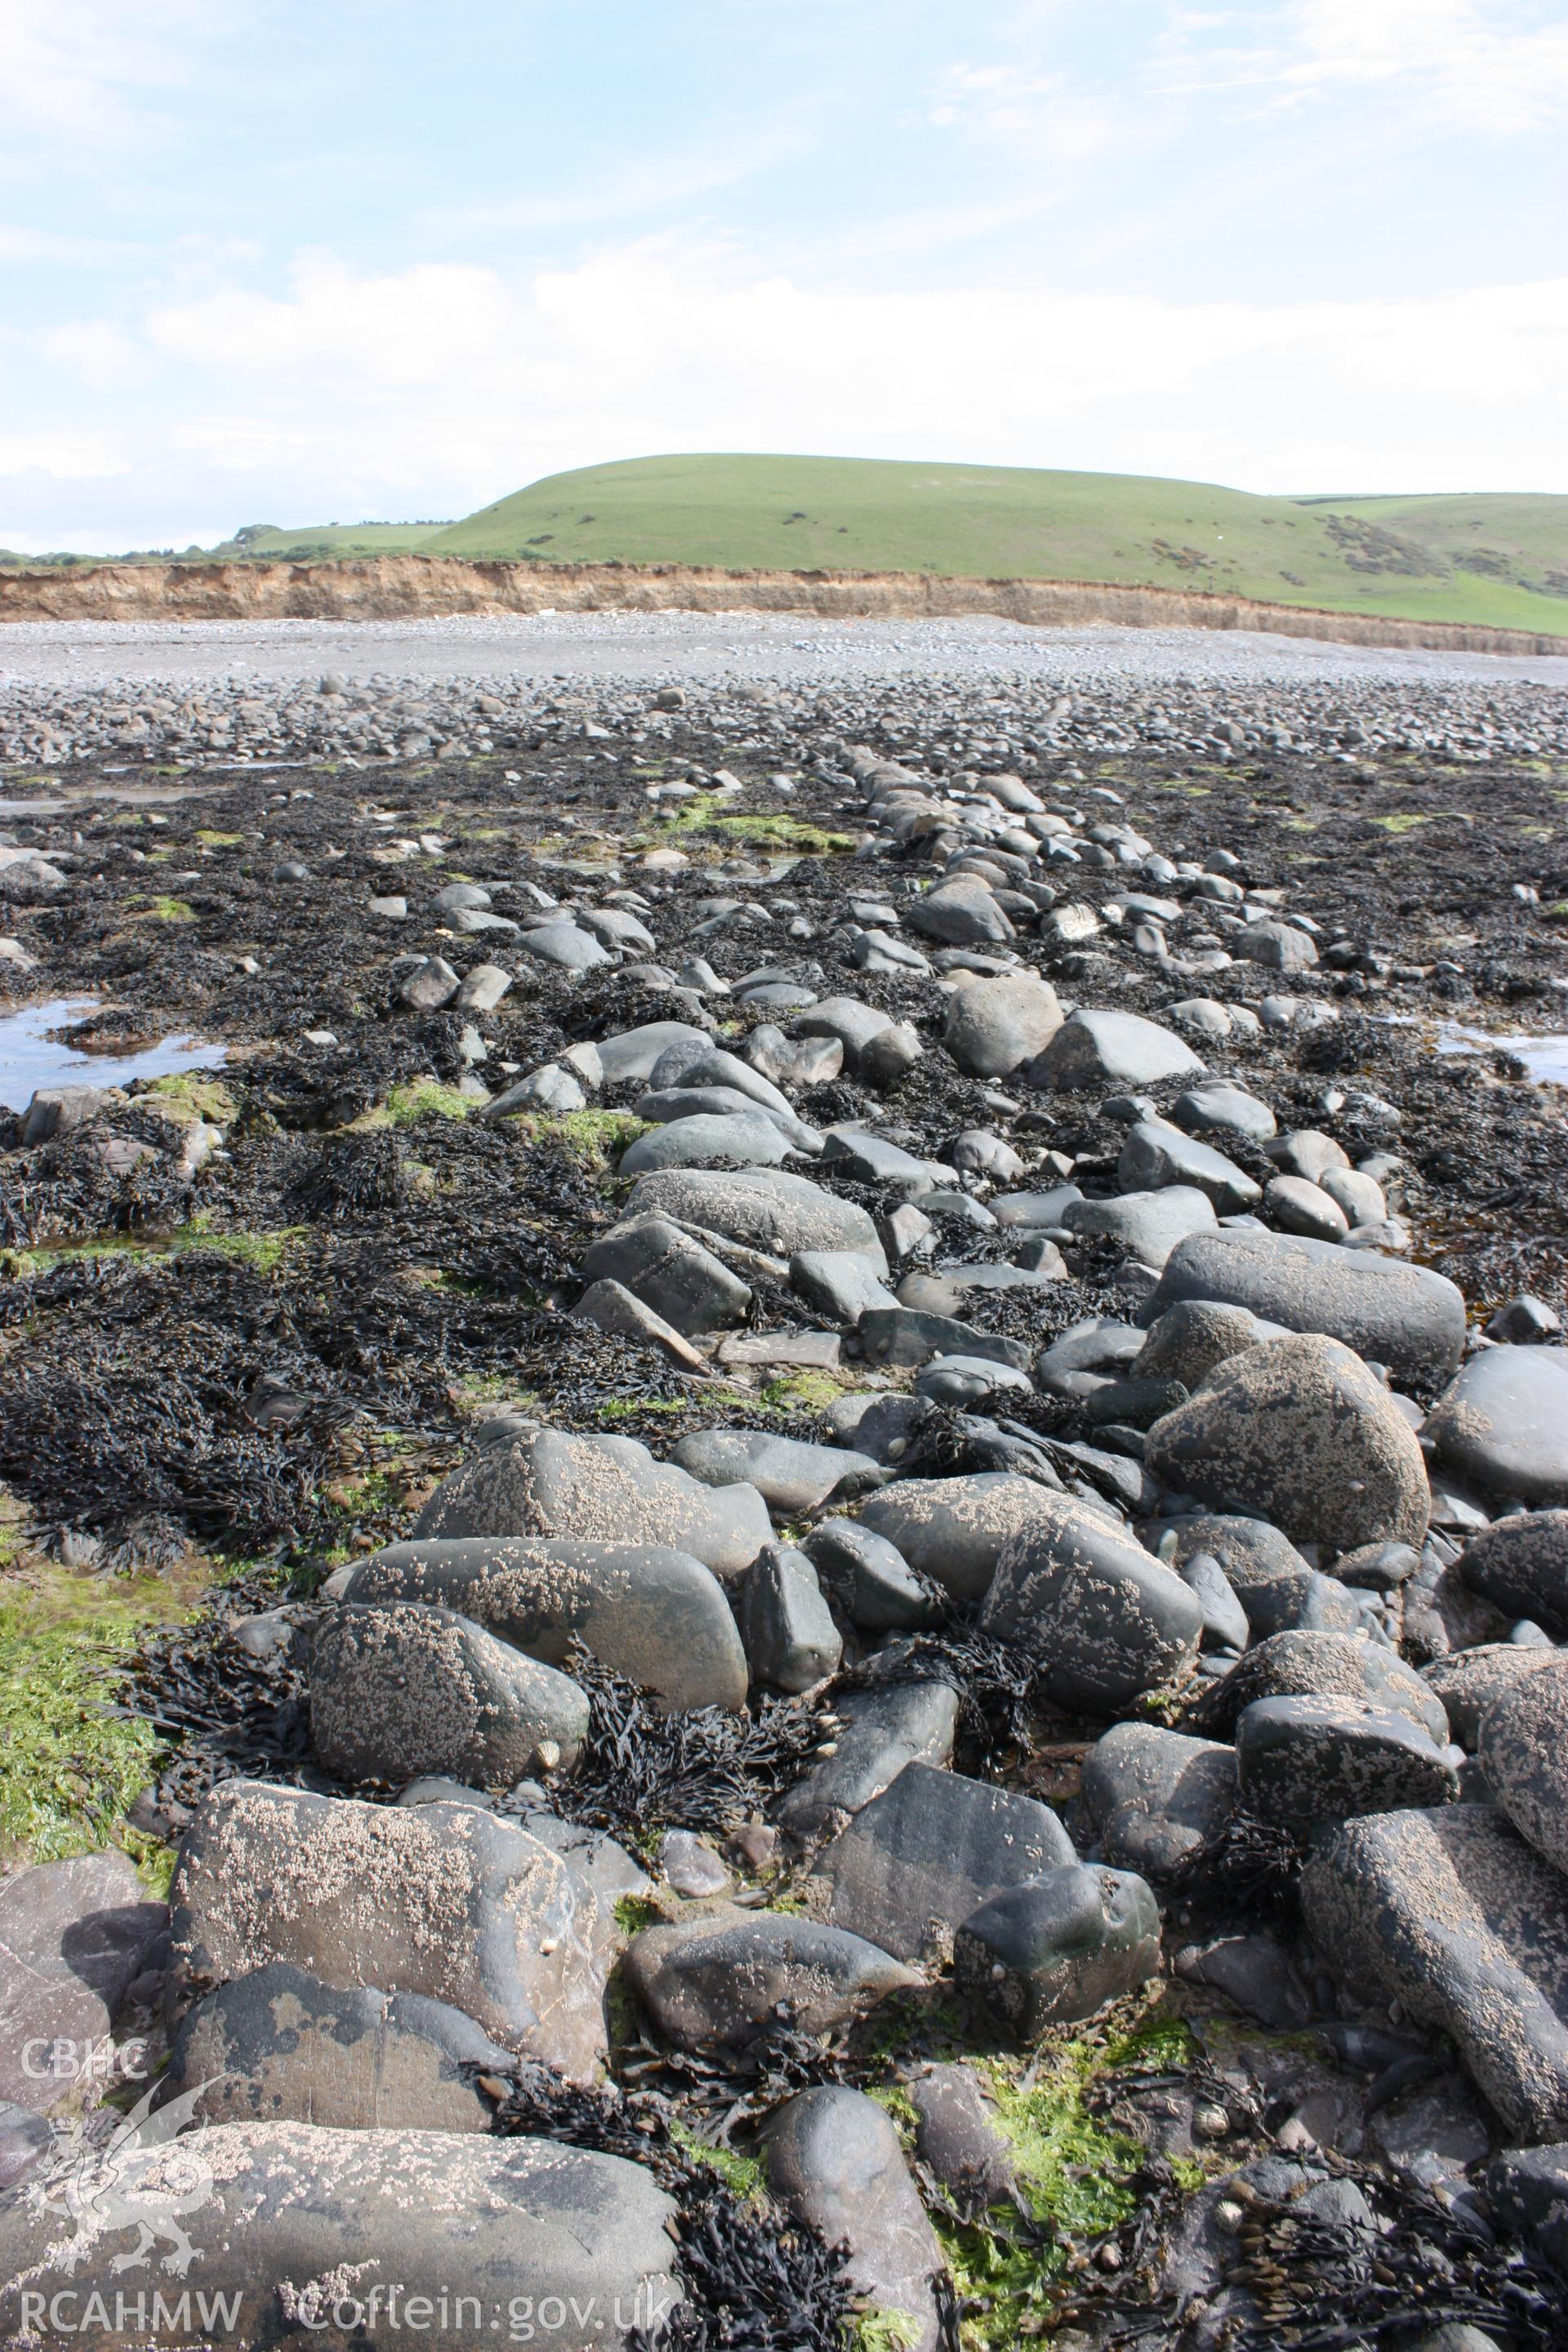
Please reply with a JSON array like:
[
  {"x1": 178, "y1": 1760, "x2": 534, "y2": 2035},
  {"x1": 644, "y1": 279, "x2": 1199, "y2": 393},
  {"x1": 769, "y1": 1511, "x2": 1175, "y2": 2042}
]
[{"x1": 2, "y1": 653, "x2": 1568, "y2": 2347}]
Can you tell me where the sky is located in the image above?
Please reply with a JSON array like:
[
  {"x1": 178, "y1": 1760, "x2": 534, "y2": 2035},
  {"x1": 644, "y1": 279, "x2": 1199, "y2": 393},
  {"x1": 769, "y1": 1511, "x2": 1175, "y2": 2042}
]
[{"x1": 2, "y1": 0, "x2": 1567, "y2": 550}]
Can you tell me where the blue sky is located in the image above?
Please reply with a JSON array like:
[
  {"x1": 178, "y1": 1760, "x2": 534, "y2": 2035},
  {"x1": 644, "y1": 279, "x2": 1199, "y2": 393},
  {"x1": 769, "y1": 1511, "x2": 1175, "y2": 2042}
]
[{"x1": 3, "y1": 0, "x2": 1566, "y2": 549}]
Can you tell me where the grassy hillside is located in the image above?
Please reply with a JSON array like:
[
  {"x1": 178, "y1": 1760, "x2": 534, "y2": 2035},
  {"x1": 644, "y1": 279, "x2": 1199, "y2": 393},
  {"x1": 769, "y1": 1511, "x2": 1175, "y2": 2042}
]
[
  {"x1": 210, "y1": 520, "x2": 454, "y2": 560},
  {"x1": 425, "y1": 452, "x2": 1568, "y2": 636}
]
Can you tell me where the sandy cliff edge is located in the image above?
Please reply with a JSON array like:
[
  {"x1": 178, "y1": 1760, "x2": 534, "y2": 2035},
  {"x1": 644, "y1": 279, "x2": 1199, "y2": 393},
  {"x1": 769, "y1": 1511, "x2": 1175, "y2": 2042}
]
[{"x1": 0, "y1": 555, "x2": 1563, "y2": 656}]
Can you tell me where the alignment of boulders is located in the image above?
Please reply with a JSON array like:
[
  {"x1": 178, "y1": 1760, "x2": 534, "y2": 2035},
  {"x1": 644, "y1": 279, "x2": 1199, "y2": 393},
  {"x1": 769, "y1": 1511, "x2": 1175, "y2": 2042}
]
[{"x1": 4, "y1": 662, "x2": 1568, "y2": 2349}]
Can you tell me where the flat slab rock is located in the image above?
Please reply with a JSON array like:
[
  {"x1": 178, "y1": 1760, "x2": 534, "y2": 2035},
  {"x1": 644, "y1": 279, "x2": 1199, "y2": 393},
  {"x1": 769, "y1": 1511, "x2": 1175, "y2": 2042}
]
[
  {"x1": 166, "y1": 1962, "x2": 514, "y2": 2132},
  {"x1": 0, "y1": 1854, "x2": 166, "y2": 2114},
  {"x1": 1302, "y1": 1805, "x2": 1568, "y2": 2143},
  {"x1": 0, "y1": 2122, "x2": 679, "y2": 2350}
]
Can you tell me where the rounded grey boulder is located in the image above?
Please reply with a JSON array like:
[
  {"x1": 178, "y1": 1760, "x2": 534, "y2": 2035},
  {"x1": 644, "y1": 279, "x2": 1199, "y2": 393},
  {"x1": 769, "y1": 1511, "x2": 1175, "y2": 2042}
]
[
  {"x1": 1425, "y1": 1348, "x2": 1568, "y2": 1506},
  {"x1": 1031, "y1": 1009, "x2": 1205, "y2": 1090},
  {"x1": 955, "y1": 1864, "x2": 1161, "y2": 2036},
  {"x1": 671, "y1": 1428, "x2": 882, "y2": 1513},
  {"x1": 412, "y1": 1426, "x2": 773, "y2": 1579},
  {"x1": 618, "y1": 1109, "x2": 796, "y2": 1174},
  {"x1": 1458, "y1": 1511, "x2": 1568, "y2": 1638},
  {"x1": 858, "y1": 1472, "x2": 1069, "y2": 1602},
  {"x1": 627, "y1": 1165, "x2": 887, "y2": 1270},
  {"x1": 625, "y1": 1912, "x2": 916, "y2": 2051},
  {"x1": 764, "y1": 2088, "x2": 944, "y2": 2352},
  {"x1": 1477, "y1": 1659, "x2": 1568, "y2": 1876},
  {"x1": 332, "y1": 1537, "x2": 748, "y2": 1713},
  {"x1": 1117, "y1": 1120, "x2": 1262, "y2": 1214},
  {"x1": 1236, "y1": 1695, "x2": 1457, "y2": 1826},
  {"x1": 1145, "y1": 1334, "x2": 1430, "y2": 1553},
  {"x1": 1148, "y1": 1229, "x2": 1466, "y2": 1389},
  {"x1": 942, "y1": 969, "x2": 1063, "y2": 1076},
  {"x1": 1080, "y1": 1721, "x2": 1238, "y2": 1878},
  {"x1": 980, "y1": 1492, "x2": 1205, "y2": 1713},
  {"x1": 1191, "y1": 1628, "x2": 1448, "y2": 1745},
  {"x1": 310, "y1": 1601, "x2": 588, "y2": 1785}
]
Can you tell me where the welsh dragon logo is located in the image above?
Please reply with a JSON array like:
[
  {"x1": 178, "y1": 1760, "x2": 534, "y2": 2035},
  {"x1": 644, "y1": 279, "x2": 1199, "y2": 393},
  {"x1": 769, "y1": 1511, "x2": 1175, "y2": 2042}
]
[{"x1": 23, "y1": 2078, "x2": 226, "y2": 2278}]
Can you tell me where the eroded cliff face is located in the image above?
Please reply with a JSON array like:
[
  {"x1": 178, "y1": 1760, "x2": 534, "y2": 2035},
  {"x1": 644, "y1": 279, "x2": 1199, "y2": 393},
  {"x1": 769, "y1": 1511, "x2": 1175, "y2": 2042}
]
[{"x1": 0, "y1": 554, "x2": 1561, "y2": 654}]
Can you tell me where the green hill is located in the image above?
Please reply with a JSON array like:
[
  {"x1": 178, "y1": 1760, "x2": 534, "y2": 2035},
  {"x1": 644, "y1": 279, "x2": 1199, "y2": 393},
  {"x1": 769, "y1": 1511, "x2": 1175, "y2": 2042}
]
[
  {"x1": 211, "y1": 520, "x2": 454, "y2": 560},
  {"x1": 423, "y1": 452, "x2": 1568, "y2": 636}
]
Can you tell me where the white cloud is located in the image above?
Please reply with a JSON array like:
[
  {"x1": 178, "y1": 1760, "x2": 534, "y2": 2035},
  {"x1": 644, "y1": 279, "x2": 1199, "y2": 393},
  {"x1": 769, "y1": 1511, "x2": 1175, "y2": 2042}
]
[
  {"x1": 44, "y1": 243, "x2": 1565, "y2": 528},
  {"x1": 1156, "y1": 0, "x2": 1568, "y2": 133},
  {"x1": 39, "y1": 319, "x2": 152, "y2": 389},
  {"x1": 0, "y1": 430, "x2": 127, "y2": 479},
  {"x1": 0, "y1": 0, "x2": 233, "y2": 149},
  {"x1": 425, "y1": 114, "x2": 817, "y2": 238}
]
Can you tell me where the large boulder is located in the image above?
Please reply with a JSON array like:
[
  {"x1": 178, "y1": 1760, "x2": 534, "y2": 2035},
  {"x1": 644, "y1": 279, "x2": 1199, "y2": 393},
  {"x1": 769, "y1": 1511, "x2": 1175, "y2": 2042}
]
[
  {"x1": 309, "y1": 1601, "x2": 587, "y2": 1785},
  {"x1": 1302, "y1": 1806, "x2": 1568, "y2": 2142},
  {"x1": 1477, "y1": 1659, "x2": 1568, "y2": 1877},
  {"x1": 858, "y1": 1473, "x2": 1067, "y2": 1602},
  {"x1": 412, "y1": 1427, "x2": 772, "y2": 1579},
  {"x1": 1031, "y1": 1009, "x2": 1205, "y2": 1091},
  {"x1": 618, "y1": 1111, "x2": 796, "y2": 1174},
  {"x1": 165, "y1": 1963, "x2": 514, "y2": 2132},
  {"x1": 979, "y1": 1495, "x2": 1203, "y2": 1713},
  {"x1": 169, "y1": 1783, "x2": 610, "y2": 2081},
  {"x1": 820, "y1": 1763, "x2": 1074, "y2": 1962},
  {"x1": 1191, "y1": 1628, "x2": 1448, "y2": 1746},
  {"x1": 330, "y1": 1538, "x2": 747, "y2": 1713},
  {"x1": 776, "y1": 1682, "x2": 959, "y2": 1839},
  {"x1": 671, "y1": 1429, "x2": 881, "y2": 1514},
  {"x1": 764, "y1": 2089, "x2": 944, "y2": 2352},
  {"x1": 0, "y1": 2122, "x2": 679, "y2": 2350},
  {"x1": 1148, "y1": 1230, "x2": 1467, "y2": 1390},
  {"x1": 942, "y1": 971, "x2": 1063, "y2": 1077},
  {"x1": 1236, "y1": 1695, "x2": 1457, "y2": 1826},
  {"x1": 956, "y1": 1865, "x2": 1161, "y2": 2037},
  {"x1": 1080, "y1": 1722, "x2": 1238, "y2": 1880},
  {"x1": 1145, "y1": 1334, "x2": 1430, "y2": 1553},
  {"x1": 1116, "y1": 1120, "x2": 1262, "y2": 1214},
  {"x1": 580, "y1": 1214, "x2": 751, "y2": 1334},
  {"x1": 1423, "y1": 1348, "x2": 1568, "y2": 1506},
  {"x1": 625, "y1": 1913, "x2": 915, "y2": 2051},
  {"x1": 1458, "y1": 1511, "x2": 1568, "y2": 1639},
  {"x1": 627, "y1": 1166, "x2": 887, "y2": 1270}
]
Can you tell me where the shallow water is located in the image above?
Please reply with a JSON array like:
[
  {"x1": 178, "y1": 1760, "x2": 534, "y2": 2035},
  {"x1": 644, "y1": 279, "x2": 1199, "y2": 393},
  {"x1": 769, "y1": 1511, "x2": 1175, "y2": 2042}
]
[
  {"x1": 1435, "y1": 1019, "x2": 1568, "y2": 1087},
  {"x1": 0, "y1": 996, "x2": 227, "y2": 1111}
]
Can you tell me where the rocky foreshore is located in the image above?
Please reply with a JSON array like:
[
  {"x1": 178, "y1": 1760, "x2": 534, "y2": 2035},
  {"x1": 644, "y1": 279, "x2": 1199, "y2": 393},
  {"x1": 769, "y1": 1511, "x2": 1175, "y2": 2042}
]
[{"x1": 1, "y1": 644, "x2": 1567, "y2": 2350}]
